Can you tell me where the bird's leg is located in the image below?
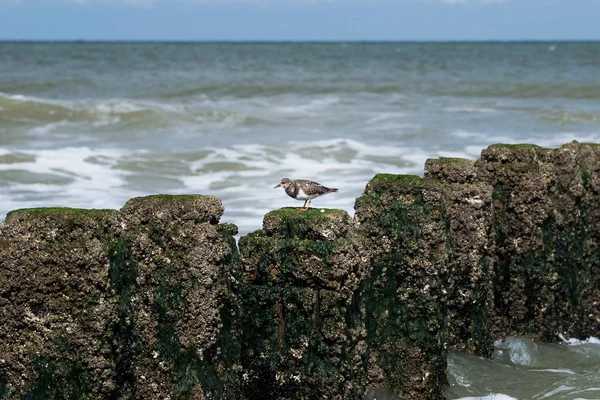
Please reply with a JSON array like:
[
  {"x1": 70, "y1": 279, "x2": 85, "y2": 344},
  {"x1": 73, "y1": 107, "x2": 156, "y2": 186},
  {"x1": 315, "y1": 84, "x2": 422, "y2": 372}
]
[
  {"x1": 301, "y1": 200, "x2": 311, "y2": 211},
  {"x1": 307, "y1": 199, "x2": 312, "y2": 209}
]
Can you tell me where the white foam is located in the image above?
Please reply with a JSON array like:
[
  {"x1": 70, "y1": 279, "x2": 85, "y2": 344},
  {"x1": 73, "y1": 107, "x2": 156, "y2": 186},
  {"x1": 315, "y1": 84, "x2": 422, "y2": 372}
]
[
  {"x1": 536, "y1": 385, "x2": 576, "y2": 399},
  {"x1": 176, "y1": 138, "x2": 433, "y2": 234},
  {"x1": 272, "y1": 96, "x2": 341, "y2": 115},
  {"x1": 94, "y1": 100, "x2": 146, "y2": 114},
  {"x1": 0, "y1": 91, "x2": 67, "y2": 106},
  {"x1": 494, "y1": 337, "x2": 538, "y2": 366},
  {"x1": 28, "y1": 120, "x2": 72, "y2": 136},
  {"x1": 530, "y1": 368, "x2": 576, "y2": 375},
  {"x1": 445, "y1": 106, "x2": 500, "y2": 113},
  {"x1": 456, "y1": 395, "x2": 518, "y2": 400},
  {"x1": 451, "y1": 130, "x2": 515, "y2": 143},
  {"x1": 0, "y1": 146, "x2": 135, "y2": 219},
  {"x1": 558, "y1": 334, "x2": 600, "y2": 346}
]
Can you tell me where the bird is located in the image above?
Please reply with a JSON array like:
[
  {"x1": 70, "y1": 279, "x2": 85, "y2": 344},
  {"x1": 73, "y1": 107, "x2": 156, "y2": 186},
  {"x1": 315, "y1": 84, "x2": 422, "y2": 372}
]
[{"x1": 274, "y1": 178, "x2": 338, "y2": 210}]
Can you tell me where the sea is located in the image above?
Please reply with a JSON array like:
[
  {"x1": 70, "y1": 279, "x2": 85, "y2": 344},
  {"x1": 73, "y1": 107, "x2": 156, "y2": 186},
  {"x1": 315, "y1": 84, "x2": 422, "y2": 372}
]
[{"x1": 1, "y1": 41, "x2": 599, "y2": 399}]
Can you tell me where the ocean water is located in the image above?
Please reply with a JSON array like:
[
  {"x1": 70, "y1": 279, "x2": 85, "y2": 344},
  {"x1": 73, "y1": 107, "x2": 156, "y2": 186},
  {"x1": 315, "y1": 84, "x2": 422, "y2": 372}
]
[
  {"x1": 2, "y1": 42, "x2": 600, "y2": 235},
  {"x1": 2, "y1": 42, "x2": 600, "y2": 398}
]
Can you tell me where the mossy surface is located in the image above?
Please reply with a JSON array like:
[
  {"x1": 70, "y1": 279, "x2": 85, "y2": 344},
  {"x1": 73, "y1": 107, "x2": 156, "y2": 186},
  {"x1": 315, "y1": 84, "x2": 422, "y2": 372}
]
[
  {"x1": 132, "y1": 194, "x2": 203, "y2": 202},
  {"x1": 0, "y1": 207, "x2": 117, "y2": 399},
  {"x1": 1, "y1": 193, "x2": 241, "y2": 399},
  {"x1": 485, "y1": 144, "x2": 599, "y2": 341},
  {"x1": 359, "y1": 182, "x2": 449, "y2": 398},
  {"x1": 21, "y1": 356, "x2": 95, "y2": 400},
  {"x1": 486, "y1": 143, "x2": 542, "y2": 151},
  {"x1": 429, "y1": 157, "x2": 472, "y2": 165},
  {"x1": 263, "y1": 208, "x2": 350, "y2": 241},
  {"x1": 153, "y1": 281, "x2": 223, "y2": 398},
  {"x1": 265, "y1": 207, "x2": 344, "y2": 218},
  {"x1": 239, "y1": 207, "x2": 366, "y2": 399},
  {"x1": 370, "y1": 173, "x2": 424, "y2": 184},
  {"x1": 5, "y1": 207, "x2": 115, "y2": 221},
  {"x1": 108, "y1": 238, "x2": 138, "y2": 399},
  {"x1": 0, "y1": 375, "x2": 7, "y2": 399}
]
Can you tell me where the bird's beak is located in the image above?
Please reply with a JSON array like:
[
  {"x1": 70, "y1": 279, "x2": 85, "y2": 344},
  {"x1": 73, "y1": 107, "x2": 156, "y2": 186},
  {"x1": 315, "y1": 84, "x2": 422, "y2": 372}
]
[{"x1": 274, "y1": 183, "x2": 281, "y2": 188}]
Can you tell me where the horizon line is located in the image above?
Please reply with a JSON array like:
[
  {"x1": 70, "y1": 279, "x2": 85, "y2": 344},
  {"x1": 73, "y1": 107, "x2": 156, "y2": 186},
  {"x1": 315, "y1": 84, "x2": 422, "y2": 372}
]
[{"x1": 1, "y1": 39, "x2": 599, "y2": 44}]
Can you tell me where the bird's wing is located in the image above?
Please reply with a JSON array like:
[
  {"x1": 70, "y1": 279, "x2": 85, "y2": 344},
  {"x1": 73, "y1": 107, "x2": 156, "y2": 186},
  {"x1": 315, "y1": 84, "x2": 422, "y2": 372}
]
[{"x1": 295, "y1": 180, "x2": 331, "y2": 195}]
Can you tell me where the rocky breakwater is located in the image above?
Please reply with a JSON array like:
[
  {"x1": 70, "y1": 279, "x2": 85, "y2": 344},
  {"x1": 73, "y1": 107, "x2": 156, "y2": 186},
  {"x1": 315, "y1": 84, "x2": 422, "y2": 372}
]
[
  {"x1": 238, "y1": 175, "x2": 451, "y2": 400},
  {"x1": 1, "y1": 141, "x2": 599, "y2": 400},
  {"x1": 0, "y1": 195, "x2": 241, "y2": 399},
  {"x1": 238, "y1": 208, "x2": 371, "y2": 399},
  {"x1": 423, "y1": 141, "x2": 600, "y2": 351}
]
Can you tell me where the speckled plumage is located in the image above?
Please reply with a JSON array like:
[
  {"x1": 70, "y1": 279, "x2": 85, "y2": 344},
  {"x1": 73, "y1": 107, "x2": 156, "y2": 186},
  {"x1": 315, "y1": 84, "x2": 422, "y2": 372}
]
[{"x1": 274, "y1": 178, "x2": 338, "y2": 210}]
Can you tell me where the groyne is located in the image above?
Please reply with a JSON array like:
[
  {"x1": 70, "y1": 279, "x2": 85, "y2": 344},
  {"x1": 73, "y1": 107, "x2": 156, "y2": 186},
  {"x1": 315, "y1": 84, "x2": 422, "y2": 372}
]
[{"x1": 1, "y1": 141, "x2": 598, "y2": 399}]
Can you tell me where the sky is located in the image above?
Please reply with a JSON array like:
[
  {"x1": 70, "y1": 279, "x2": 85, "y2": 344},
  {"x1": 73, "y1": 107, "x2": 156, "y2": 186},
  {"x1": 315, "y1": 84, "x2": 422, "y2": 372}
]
[{"x1": 1, "y1": 0, "x2": 599, "y2": 41}]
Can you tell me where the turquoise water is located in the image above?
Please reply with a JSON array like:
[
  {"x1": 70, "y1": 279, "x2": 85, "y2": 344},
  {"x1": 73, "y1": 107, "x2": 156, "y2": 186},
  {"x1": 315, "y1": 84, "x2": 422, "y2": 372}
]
[{"x1": 1, "y1": 42, "x2": 600, "y2": 398}]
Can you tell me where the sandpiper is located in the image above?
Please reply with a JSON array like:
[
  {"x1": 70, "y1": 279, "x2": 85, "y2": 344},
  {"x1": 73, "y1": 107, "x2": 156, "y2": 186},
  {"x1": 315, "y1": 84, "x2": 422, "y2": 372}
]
[{"x1": 274, "y1": 178, "x2": 338, "y2": 210}]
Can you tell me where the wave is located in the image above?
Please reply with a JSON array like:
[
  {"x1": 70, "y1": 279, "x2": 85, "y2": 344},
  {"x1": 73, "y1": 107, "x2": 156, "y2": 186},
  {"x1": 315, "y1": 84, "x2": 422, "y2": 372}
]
[
  {"x1": 536, "y1": 109, "x2": 600, "y2": 124},
  {"x1": 0, "y1": 91, "x2": 265, "y2": 130},
  {"x1": 0, "y1": 138, "x2": 470, "y2": 234},
  {"x1": 433, "y1": 83, "x2": 600, "y2": 100}
]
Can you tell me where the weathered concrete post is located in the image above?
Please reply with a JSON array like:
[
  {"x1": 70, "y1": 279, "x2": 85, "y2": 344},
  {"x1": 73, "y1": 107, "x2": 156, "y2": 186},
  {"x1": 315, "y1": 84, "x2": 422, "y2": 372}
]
[
  {"x1": 477, "y1": 143, "x2": 600, "y2": 341},
  {"x1": 0, "y1": 195, "x2": 242, "y2": 399},
  {"x1": 0, "y1": 208, "x2": 120, "y2": 398},
  {"x1": 238, "y1": 208, "x2": 371, "y2": 399},
  {"x1": 354, "y1": 174, "x2": 450, "y2": 400},
  {"x1": 118, "y1": 195, "x2": 242, "y2": 399},
  {"x1": 425, "y1": 158, "x2": 495, "y2": 357}
]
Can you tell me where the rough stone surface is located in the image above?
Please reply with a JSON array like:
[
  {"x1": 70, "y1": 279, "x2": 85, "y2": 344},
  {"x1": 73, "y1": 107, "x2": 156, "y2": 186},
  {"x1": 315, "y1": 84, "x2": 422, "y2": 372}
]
[
  {"x1": 0, "y1": 208, "x2": 119, "y2": 399},
  {"x1": 118, "y1": 194, "x2": 241, "y2": 399},
  {"x1": 477, "y1": 142, "x2": 600, "y2": 341},
  {"x1": 425, "y1": 158, "x2": 495, "y2": 357},
  {"x1": 354, "y1": 174, "x2": 449, "y2": 400},
  {"x1": 0, "y1": 195, "x2": 241, "y2": 400},
  {"x1": 238, "y1": 208, "x2": 371, "y2": 400},
  {"x1": 2, "y1": 141, "x2": 600, "y2": 400}
]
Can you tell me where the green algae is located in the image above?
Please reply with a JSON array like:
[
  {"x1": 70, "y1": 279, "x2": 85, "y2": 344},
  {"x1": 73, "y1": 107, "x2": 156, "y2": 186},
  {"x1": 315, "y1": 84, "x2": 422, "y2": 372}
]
[
  {"x1": 487, "y1": 143, "x2": 541, "y2": 151},
  {"x1": 134, "y1": 194, "x2": 203, "y2": 202},
  {"x1": 265, "y1": 207, "x2": 346, "y2": 220},
  {"x1": 22, "y1": 357, "x2": 94, "y2": 400},
  {"x1": 370, "y1": 173, "x2": 423, "y2": 184},
  {"x1": 358, "y1": 176, "x2": 450, "y2": 397},
  {"x1": 263, "y1": 208, "x2": 349, "y2": 240},
  {"x1": 579, "y1": 165, "x2": 591, "y2": 188},
  {"x1": 216, "y1": 227, "x2": 244, "y2": 396},
  {"x1": 217, "y1": 222, "x2": 239, "y2": 236},
  {"x1": 147, "y1": 220, "x2": 243, "y2": 399},
  {"x1": 0, "y1": 374, "x2": 7, "y2": 399},
  {"x1": 365, "y1": 174, "x2": 442, "y2": 204},
  {"x1": 6, "y1": 207, "x2": 115, "y2": 221},
  {"x1": 239, "y1": 205, "x2": 360, "y2": 399},
  {"x1": 108, "y1": 238, "x2": 138, "y2": 399},
  {"x1": 429, "y1": 157, "x2": 473, "y2": 165},
  {"x1": 153, "y1": 281, "x2": 223, "y2": 398}
]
